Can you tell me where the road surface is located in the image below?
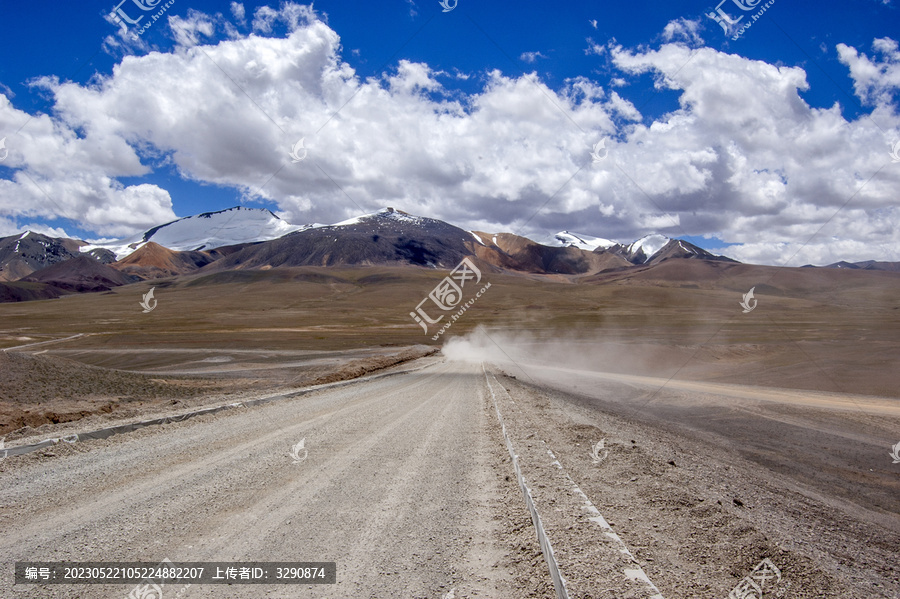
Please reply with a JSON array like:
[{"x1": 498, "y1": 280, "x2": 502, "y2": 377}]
[
  {"x1": 1, "y1": 360, "x2": 549, "y2": 599},
  {"x1": 2, "y1": 357, "x2": 898, "y2": 598}
]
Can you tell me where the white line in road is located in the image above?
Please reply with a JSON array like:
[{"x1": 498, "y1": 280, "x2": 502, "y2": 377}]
[
  {"x1": 484, "y1": 363, "x2": 666, "y2": 599},
  {"x1": 483, "y1": 364, "x2": 570, "y2": 599},
  {"x1": 546, "y1": 445, "x2": 665, "y2": 599}
]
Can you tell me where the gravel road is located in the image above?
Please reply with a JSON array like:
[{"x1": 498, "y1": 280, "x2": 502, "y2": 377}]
[
  {"x1": 1, "y1": 360, "x2": 552, "y2": 599},
  {"x1": 3, "y1": 355, "x2": 897, "y2": 598}
]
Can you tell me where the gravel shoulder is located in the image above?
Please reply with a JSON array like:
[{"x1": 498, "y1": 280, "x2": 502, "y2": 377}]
[{"x1": 484, "y1": 361, "x2": 900, "y2": 599}]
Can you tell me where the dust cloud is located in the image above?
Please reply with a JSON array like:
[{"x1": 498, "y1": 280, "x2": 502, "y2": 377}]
[{"x1": 442, "y1": 325, "x2": 665, "y2": 380}]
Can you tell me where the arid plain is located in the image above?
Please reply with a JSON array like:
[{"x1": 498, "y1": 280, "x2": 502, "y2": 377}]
[{"x1": 1, "y1": 261, "x2": 898, "y2": 597}]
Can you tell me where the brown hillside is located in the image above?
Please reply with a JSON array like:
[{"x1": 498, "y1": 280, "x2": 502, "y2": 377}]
[
  {"x1": 470, "y1": 231, "x2": 630, "y2": 275},
  {"x1": 112, "y1": 242, "x2": 217, "y2": 279},
  {"x1": 22, "y1": 255, "x2": 135, "y2": 292}
]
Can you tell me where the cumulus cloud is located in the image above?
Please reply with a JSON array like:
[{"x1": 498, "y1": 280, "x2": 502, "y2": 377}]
[
  {"x1": 0, "y1": 217, "x2": 70, "y2": 239},
  {"x1": 1, "y1": 3, "x2": 898, "y2": 264},
  {"x1": 607, "y1": 43, "x2": 899, "y2": 263},
  {"x1": 170, "y1": 10, "x2": 216, "y2": 47},
  {"x1": 0, "y1": 88, "x2": 175, "y2": 236},
  {"x1": 837, "y1": 37, "x2": 900, "y2": 107}
]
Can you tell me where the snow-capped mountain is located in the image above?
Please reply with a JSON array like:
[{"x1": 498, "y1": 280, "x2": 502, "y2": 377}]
[
  {"x1": 551, "y1": 231, "x2": 616, "y2": 251},
  {"x1": 552, "y1": 230, "x2": 735, "y2": 265},
  {"x1": 204, "y1": 207, "x2": 476, "y2": 271},
  {"x1": 330, "y1": 207, "x2": 431, "y2": 228},
  {"x1": 607, "y1": 234, "x2": 735, "y2": 265},
  {"x1": 81, "y1": 207, "x2": 308, "y2": 260},
  {"x1": 0, "y1": 231, "x2": 85, "y2": 281},
  {"x1": 623, "y1": 234, "x2": 671, "y2": 264},
  {"x1": 7, "y1": 206, "x2": 899, "y2": 306}
]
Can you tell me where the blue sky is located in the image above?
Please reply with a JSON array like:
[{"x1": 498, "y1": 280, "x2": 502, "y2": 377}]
[{"x1": 0, "y1": 0, "x2": 898, "y2": 264}]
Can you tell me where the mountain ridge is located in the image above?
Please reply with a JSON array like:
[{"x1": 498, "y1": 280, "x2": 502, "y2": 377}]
[{"x1": 1, "y1": 206, "x2": 895, "y2": 303}]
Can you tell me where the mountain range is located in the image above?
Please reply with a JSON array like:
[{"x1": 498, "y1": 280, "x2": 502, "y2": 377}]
[{"x1": 0, "y1": 206, "x2": 894, "y2": 303}]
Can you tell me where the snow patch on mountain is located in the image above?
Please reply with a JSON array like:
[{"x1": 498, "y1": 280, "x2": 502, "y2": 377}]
[
  {"x1": 330, "y1": 207, "x2": 426, "y2": 228},
  {"x1": 82, "y1": 207, "x2": 307, "y2": 260},
  {"x1": 627, "y1": 234, "x2": 670, "y2": 263},
  {"x1": 552, "y1": 231, "x2": 617, "y2": 251},
  {"x1": 677, "y1": 240, "x2": 697, "y2": 255}
]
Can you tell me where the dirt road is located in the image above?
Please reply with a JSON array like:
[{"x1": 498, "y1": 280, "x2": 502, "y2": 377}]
[
  {"x1": 0, "y1": 360, "x2": 551, "y2": 599},
  {"x1": 3, "y1": 356, "x2": 898, "y2": 598}
]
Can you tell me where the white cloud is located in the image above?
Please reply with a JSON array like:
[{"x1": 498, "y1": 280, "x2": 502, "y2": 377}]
[
  {"x1": 0, "y1": 87, "x2": 175, "y2": 236},
  {"x1": 251, "y1": 3, "x2": 315, "y2": 33},
  {"x1": 520, "y1": 51, "x2": 547, "y2": 64},
  {"x1": 661, "y1": 18, "x2": 704, "y2": 47},
  {"x1": 585, "y1": 38, "x2": 605, "y2": 56},
  {"x1": 0, "y1": 217, "x2": 70, "y2": 239},
  {"x1": 589, "y1": 20, "x2": 598, "y2": 29},
  {"x1": 170, "y1": 10, "x2": 216, "y2": 47},
  {"x1": 606, "y1": 42, "x2": 900, "y2": 262},
  {"x1": 0, "y1": 218, "x2": 65, "y2": 239},
  {"x1": 1, "y1": 4, "x2": 898, "y2": 265},
  {"x1": 231, "y1": 2, "x2": 246, "y2": 24},
  {"x1": 388, "y1": 60, "x2": 441, "y2": 94},
  {"x1": 837, "y1": 37, "x2": 900, "y2": 106},
  {"x1": 252, "y1": 6, "x2": 281, "y2": 33}
]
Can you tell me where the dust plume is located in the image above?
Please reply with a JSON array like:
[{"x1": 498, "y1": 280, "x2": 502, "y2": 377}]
[{"x1": 442, "y1": 325, "x2": 668, "y2": 380}]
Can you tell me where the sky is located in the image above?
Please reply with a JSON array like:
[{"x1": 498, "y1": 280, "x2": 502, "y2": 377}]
[{"x1": 0, "y1": 0, "x2": 898, "y2": 266}]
